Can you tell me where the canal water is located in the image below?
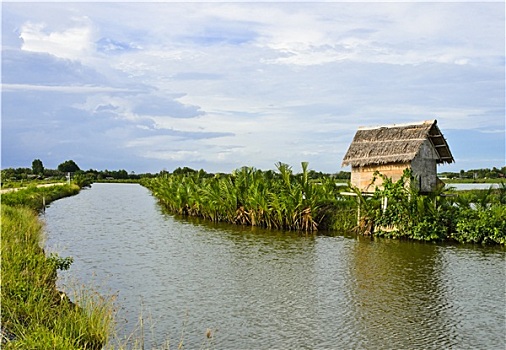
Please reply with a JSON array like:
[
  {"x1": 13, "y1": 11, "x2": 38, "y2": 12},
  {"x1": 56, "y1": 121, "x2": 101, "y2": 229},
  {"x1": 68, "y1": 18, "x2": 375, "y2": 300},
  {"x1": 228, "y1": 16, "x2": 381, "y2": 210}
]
[{"x1": 42, "y1": 183, "x2": 505, "y2": 349}]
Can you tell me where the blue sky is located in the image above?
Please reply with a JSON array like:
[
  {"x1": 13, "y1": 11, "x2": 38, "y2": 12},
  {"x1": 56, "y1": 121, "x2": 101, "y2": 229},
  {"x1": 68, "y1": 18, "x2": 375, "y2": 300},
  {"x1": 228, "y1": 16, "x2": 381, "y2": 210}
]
[{"x1": 2, "y1": 1, "x2": 504, "y2": 174}]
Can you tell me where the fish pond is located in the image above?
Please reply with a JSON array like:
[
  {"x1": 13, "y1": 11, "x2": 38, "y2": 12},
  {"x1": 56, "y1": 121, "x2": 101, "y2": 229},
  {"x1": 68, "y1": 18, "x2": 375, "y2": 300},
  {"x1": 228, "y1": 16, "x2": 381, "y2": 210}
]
[{"x1": 43, "y1": 183, "x2": 505, "y2": 349}]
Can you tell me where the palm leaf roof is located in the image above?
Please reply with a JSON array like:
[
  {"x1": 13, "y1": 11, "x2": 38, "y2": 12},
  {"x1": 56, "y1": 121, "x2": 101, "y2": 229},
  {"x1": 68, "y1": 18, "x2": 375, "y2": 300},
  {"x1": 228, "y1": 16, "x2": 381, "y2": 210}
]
[{"x1": 342, "y1": 119, "x2": 454, "y2": 167}]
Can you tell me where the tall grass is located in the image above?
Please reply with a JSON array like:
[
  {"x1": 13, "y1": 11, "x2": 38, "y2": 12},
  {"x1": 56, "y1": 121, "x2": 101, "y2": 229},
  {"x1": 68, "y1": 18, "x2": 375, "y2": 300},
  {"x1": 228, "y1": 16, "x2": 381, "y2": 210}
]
[{"x1": 1, "y1": 204, "x2": 114, "y2": 349}]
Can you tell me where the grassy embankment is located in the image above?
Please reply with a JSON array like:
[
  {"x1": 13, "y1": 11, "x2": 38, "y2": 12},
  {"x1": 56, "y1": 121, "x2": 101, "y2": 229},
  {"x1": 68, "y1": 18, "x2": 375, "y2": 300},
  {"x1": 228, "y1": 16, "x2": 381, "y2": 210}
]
[
  {"x1": 142, "y1": 163, "x2": 506, "y2": 244},
  {"x1": 1, "y1": 184, "x2": 114, "y2": 349}
]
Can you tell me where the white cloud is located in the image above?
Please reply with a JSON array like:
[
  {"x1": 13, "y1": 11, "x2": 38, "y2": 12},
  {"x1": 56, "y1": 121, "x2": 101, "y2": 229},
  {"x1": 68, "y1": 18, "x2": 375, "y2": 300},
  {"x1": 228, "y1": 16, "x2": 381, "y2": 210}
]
[{"x1": 20, "y1": 17, "x2": 96, "y2": 60}]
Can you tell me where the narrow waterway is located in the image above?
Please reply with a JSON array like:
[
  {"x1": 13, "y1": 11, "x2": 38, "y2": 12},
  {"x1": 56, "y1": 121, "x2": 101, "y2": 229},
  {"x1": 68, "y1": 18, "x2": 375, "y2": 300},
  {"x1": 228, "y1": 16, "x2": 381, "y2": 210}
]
[{"x1": 43, "y1": 183, "x2": 505, "y2": 349}]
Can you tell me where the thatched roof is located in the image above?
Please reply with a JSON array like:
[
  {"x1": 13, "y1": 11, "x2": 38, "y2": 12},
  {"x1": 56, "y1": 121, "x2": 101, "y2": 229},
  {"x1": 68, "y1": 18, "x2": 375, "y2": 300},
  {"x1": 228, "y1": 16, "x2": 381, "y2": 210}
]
[{"x1": 342, "y1": 120, "x2": 454, "y2": 167}]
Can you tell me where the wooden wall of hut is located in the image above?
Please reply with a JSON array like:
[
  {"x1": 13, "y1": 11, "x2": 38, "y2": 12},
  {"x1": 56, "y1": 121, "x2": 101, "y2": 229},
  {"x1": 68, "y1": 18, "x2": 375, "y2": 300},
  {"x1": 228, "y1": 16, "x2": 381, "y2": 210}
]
[{"x1": 351, "y1": 162, "x2": 410, "y2": 193}]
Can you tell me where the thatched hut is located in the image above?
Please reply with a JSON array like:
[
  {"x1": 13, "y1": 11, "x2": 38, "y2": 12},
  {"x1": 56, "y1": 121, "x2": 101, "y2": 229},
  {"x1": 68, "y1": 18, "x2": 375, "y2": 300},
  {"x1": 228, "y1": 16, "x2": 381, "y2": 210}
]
[{"x1": 342, "y1": 120, "x2": 454, "y2": 193}]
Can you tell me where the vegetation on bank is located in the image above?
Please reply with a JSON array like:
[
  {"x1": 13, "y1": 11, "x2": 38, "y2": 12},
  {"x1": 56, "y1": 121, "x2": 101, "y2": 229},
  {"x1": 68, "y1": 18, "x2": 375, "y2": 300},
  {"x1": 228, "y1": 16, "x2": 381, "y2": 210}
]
[
  {"x1": 1, "y1": 184, "x2": 114, "y2": 348},
  {"x1": 356, "y1": 170, "x2": 506, "y2": 244},
  {"x1": 2, "y1": 184, "x2": 81, "y2": 210},
  {"x1": 142, "y1": 162, "x2": 356, "y2": 232},
  {"x1": 143, "y1": 163, "x2": 506, "y2": 244}
]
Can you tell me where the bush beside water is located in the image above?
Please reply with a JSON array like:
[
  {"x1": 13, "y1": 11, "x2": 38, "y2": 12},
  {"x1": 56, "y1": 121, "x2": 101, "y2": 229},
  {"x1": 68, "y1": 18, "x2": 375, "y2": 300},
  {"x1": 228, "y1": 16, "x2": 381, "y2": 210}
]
[
  {"x1": 360, "y1": 170, "x2": 506, "y2": 244},
  {"x1": 142, "y1": 162, "x2": 354, "y2": 232}
]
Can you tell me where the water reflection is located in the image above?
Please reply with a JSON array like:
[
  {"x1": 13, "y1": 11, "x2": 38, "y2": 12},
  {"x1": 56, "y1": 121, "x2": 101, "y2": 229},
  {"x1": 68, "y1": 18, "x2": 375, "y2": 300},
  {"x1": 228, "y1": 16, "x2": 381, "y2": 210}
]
[
  {"x1": 347, "y1": 238, "x2": 458, "y2": 348},
  {"x1": 222, "y1": 232, "x2": 319, "y2": 347},
  {"x1": 152, "y1": 217, "x2": 325, "y2": 348},
  {"x1": 437, "y1": 245, "x2": 505, "y2": 348}
]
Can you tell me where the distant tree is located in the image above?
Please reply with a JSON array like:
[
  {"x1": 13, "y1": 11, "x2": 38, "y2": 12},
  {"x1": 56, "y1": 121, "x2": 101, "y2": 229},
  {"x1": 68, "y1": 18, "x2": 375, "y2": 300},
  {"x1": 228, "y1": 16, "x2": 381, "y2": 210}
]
[
  {"x1": 308, "y1": 170, "x2": 324, "y2": 180},
  {"x1": 44, "y1": 168, "x2": 63, "y2": 178},
  {"x1": 110, "y1": 169, "x2": 128, "y2": 179},
  {"x1": 32, "y1": 159, "x2": 44, "y2": 175},
  {"x1": 57, "y1": 160, "x2": 80, "y2": 173},
  {"x1": 118, "y1": 169, "x2": 128, "y2": 179},
  {"x1": 173, "y1": 166, "x2": 198, "y2": 176},
  {"x1": 12, "y1": 168, "x2": 32, "y2": 180},
  {"x1": 129, "y1": 171, "x2": 140, "y2": 180},
  {"x1": 334, "y1": 171, "x2": 351, "y2": 180},
  {"x1": 1, "y1": 168, "x2": 16, "y2": 181}
]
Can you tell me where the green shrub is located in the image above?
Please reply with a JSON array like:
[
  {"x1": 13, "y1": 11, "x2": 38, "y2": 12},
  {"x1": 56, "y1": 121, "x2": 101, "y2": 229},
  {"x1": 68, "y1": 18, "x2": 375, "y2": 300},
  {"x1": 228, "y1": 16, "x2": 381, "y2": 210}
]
[
  {"x1": 408, "y1": 216, "x2": 447, "y2": 241},
  {"x1": 452, "y1": 206, "x2": 506, "y2": 244},
  {"x1": 143, "y1": 162, "x2": 350, "y2": 232},
  {"x1": 356, "y1": 170, "x2": 505, "y2": 244}
]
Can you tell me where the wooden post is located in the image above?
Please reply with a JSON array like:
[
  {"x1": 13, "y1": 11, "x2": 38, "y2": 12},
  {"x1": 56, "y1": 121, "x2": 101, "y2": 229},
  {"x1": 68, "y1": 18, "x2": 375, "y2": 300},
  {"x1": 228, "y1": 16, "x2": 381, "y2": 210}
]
[
  {"x1": 340, "y1": 191, "x2": 374, "y2": 227},
  {"x1": 382, "y1": 196, "x2": 388, "y2": 213},
  {"x1": 357, "y1": 196, "x2": 361, "y2": 226}
]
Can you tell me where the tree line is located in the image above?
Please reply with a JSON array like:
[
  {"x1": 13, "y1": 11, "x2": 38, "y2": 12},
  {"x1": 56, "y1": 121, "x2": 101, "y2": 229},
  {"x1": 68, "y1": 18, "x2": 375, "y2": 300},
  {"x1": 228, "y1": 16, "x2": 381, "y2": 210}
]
[
  {"x1": 1, "y1": 159, "x2": 351, "y2": 183},
  {"x1": 1, "y1": 159, "x2": 153, "y2": 182},
  {"x1": 440, "y1": 167, "x2": 506, "y2": 179},
  {"x1": 2, "y1": 158, "x2": 504, "y2": 184}
]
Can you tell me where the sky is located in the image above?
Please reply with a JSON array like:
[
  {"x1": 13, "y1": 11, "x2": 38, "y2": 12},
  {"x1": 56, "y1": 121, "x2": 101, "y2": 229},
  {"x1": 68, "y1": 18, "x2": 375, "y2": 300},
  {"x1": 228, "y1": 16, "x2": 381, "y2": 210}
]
[{"x1": 2, "y1": 1, "x2": 505, "y2": 174}]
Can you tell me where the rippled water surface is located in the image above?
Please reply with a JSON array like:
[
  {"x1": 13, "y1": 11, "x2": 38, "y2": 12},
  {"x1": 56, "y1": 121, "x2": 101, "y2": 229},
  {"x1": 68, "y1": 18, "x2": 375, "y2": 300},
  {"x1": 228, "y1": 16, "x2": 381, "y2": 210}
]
[{"x1": 43, "y1": 183, "x2": 505, "y2": 349}]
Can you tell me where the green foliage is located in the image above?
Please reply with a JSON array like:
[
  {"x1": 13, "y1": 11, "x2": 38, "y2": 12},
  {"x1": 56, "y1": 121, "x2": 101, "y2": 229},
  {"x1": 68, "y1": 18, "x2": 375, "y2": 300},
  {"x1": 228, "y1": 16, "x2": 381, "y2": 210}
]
[
  {"x1": 47, "y1": 253, "x2": 74, "y2": 271},
  {"x1": 172, "y1": 166, "x2": 199, "y2": 176},
  {"x1": 355, "y1": 170, "x2": 505, "y2": 244},
  {"x1": 57, "y1": 160, "x2": 81, "y2": 173},
  {"x1": 72, "y1": 173, "x2": 93, "y2": 188},
  {"x1": 452, "y1": 206, "x2": 506, "y2": 244},
  {"x1": 31, "y1": 159, "x2": 44, "y2": 175},
  {"x1": 441, "y1": 166, "x2": 506, "y2": 180},
  {"x1": 1, "y1": 173, "x2": 120, "y2": 348},
  {"x1": 145, "y1": 165, "x2": 505, "y2": 243},
  {"x1": 142, "y1": 162, "x2": 354, "y2": 232},
  {"x1": 333, "y1": 171, "x2": 351, "y2": 180}
]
